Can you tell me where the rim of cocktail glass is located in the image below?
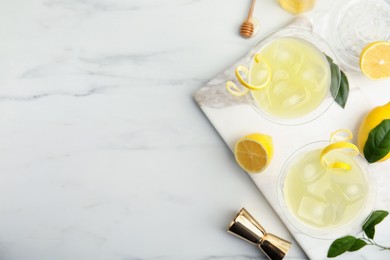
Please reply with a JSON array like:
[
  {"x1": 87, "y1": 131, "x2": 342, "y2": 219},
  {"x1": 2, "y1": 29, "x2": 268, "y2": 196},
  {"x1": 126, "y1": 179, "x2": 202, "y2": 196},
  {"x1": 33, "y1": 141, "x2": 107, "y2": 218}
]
[
  {"x1": 277, "y1": 141, "x2": 376, "y2": 239},
  {"x1": 245, "y1": 27, "x2": 341, "y2": 126}
]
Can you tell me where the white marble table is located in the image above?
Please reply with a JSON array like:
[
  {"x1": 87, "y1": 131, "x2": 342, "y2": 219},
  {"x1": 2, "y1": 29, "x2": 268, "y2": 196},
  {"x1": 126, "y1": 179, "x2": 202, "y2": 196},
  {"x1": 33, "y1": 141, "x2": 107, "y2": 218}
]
[{"x1": 0, "y1": 0, "x2": 388, "y2": 259}]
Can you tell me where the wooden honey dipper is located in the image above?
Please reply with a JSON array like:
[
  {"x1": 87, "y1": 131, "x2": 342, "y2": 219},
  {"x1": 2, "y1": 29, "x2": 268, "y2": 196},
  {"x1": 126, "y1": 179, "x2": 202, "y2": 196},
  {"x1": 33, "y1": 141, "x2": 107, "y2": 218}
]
[{"x1": 240, "y1": 0, "x2": 257, "y2": 38}]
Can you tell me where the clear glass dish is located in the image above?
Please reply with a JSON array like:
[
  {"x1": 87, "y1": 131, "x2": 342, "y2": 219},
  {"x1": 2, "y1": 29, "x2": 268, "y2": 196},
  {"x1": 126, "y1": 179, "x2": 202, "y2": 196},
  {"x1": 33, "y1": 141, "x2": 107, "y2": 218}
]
[
  {"x1": 277, "y1": 141, "x2": 376, "y2": 239},
  {"x1": 326, "y1": 0, "x2": 390, "y2": 71}
]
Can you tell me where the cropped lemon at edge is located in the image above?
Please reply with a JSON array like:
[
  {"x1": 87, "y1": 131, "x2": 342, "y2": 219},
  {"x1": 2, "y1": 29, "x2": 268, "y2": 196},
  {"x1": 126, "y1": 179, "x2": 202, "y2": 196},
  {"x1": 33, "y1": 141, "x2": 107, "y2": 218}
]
[
  {"x1": 234, "y1": 133, "x2": 273, "y2": 174},
  {"x1": 358, "y1": 102, "x2": 390, "y2": 163},
  {"x1": 359, "y1": 41, "x2": 390, "y2": 80}
]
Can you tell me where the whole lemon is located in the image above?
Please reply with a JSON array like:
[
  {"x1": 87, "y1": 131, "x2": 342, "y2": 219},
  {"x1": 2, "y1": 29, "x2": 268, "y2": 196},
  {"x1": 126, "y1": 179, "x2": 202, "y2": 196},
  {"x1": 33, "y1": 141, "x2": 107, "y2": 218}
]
[{"x1": 357, "y1": 102, "x2": 390, "y2": 162}]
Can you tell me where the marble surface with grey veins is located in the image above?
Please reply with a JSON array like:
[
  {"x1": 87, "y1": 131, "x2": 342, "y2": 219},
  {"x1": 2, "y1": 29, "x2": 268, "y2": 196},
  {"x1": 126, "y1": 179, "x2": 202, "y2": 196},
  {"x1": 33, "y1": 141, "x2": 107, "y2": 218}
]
[{"x1": 1, "y1": 0, "x2": 390, "y2": 260}]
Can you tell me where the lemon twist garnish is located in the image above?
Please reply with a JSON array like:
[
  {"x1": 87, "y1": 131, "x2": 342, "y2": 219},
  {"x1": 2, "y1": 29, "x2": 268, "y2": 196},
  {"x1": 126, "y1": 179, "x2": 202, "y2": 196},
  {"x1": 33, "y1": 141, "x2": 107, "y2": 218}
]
[
  {"x1": 235, "y1": 65, "x2": 269, "y2": 90},
  {"x1": 253, "y1": 53, "x2": 262, "y2": 64},
  {"x1": 320, "y1": 141, "x2": 360, "y2": 171},
  {"x1": 330, "y1": 129, "x2": 353, "y2": 142},
  {"x1": 235, "y1": 54, "x2": 271, "y2": 90},
  {"x1": 226, "y1": 81, "x2": 249, "y2": 97},
  {"x1": 226, "y1": 54, "x2": 271, "y2": 96}
]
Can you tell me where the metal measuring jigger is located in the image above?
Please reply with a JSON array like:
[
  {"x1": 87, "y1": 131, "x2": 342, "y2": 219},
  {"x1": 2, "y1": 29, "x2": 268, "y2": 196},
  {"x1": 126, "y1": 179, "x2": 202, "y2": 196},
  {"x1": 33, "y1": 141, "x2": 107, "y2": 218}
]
[{"x1": 227, "y1": 208, "x2": 291, "y2": 260}]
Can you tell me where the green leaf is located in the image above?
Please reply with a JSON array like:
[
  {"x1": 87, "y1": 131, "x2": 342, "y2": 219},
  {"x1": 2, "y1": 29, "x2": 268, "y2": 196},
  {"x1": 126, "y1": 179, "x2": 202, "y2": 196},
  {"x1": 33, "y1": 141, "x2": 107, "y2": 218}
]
[
  {"x1": 362, "y1": 210, "x2": 389, "y2": 239},
  {"x1": 327, "y1": 56, "x2": 340, "y2": 100},
  {"x1": 326, "y1": 55, "x2": 348, "y2": 108},
  {"x1": 363, "y1": 119, "x2": 390, "y2": 163},
  {"x1": 364, "y1": 224, "x2": 375, "y2": 240},
  {"x1": 326, "y1": 55, "x2": 334, "y2": 63},
  {"x1": 335, "y1": 71, "x2": 349, "y2": 108},
  {"x1": 348, "y1": 239, "x2": 367, "y2": 252},
  {"x1": 327, "y1": 236, "x2": 356, "y2": 258}
]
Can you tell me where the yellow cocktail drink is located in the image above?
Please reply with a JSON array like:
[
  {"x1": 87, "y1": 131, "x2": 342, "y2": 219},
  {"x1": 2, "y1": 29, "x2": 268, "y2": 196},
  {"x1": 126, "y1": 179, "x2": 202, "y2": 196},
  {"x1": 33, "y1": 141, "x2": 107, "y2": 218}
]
[
  {"x1": 283, "y1": 148, "x2": 368, "y2": 228},
  {"x1": 250, "y1": 37, "x2": 331, "y2": 119}
]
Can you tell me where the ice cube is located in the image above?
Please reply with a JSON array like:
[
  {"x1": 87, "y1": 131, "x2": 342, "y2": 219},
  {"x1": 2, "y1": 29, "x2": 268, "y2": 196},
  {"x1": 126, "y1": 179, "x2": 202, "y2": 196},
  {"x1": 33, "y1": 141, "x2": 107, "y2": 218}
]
[
  {"x1": 274, "y1": 42, "x2": 304, "y2": 69},
  {"x1": 282, "y1": 90, "x2": 307, "y2": 109},
  {"x1": 322, "y1": 205, "x2": 334, "y2": 226},
  {"x1": 292, "y1": 55, "x2": 305, "y2": 74},
  {"x1": 299, "y1": 163, "x2": 325, "y2": 183},
  {"x1": 325, "y1": 191, "x2": 347, "y2": 223},
  {"x1": 297, "y1": 196, "x2": 327, "y2": 226},
  {"x1": 307, "y1": 175, "x2": 330, "y2": 199},
  {"x1": 333, "y1": 182, "x2": 367, "y2": 202},
  {"x1": 301, "y1": 65, "x2": 328, "y2": 92},
  {"x1": 272, "y1": 70, "x2": 289, "y2": 82},
  {"x1": 275, "y1": 48, "x2": 293, "y2": 63},
  {"x1": 251, "y1": 67, "x2": 270, "y2": 85},
  {"x1": 302, "y1": 69, "x2": 316, "y2": 82},
  {"x1": 272, "y1": 81, "x2": 289, "y2": 96}
]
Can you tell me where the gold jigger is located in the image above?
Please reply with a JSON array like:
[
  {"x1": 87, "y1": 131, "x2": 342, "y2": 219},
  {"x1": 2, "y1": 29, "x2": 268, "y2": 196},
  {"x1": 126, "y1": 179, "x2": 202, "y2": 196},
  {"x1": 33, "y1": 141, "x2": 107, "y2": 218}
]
[{"x1": 227, "y1": 208, "x2": 291, "y2": 260}]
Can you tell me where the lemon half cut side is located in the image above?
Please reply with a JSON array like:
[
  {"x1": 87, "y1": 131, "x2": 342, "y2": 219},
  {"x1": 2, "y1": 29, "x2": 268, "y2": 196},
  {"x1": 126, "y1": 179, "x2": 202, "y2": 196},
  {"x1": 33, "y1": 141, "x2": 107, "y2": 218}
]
[
  {"x1": 234, "y1": 133, "x2": 274, "y2": 174},
  {"x1": 360, "y1": 41, "x2": 390, "y2": 80}
]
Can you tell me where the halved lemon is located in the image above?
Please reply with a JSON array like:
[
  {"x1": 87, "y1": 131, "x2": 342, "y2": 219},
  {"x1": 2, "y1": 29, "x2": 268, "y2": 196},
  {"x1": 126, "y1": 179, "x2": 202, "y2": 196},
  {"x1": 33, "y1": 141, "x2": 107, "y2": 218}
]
[
  {"x1": 320, "y1": 141, "x2": 360, "y2": 171},
  {"x1": 360, "y1": 41, "x2": 390, "y2": 80},
  {"x1": 234, "y1": 133, "x2": 273, "y2": 173}
]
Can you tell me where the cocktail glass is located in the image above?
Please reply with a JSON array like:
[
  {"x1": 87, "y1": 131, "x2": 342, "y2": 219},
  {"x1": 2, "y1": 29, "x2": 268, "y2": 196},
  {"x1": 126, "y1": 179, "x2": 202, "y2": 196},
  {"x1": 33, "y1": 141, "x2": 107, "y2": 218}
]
[
  {"x1": 278, "y1": 141, "x2": 376, "y2": 238},
  {"x1": 228, "y1": 27, "x2": 341, "y2": 125}
]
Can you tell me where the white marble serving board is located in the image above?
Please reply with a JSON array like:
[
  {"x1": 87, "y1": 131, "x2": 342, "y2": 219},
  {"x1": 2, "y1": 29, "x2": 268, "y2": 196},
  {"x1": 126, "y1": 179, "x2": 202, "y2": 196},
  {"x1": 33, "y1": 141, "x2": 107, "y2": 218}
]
[{"x1": 193, "y1": 56, "x2": 390, "y2": 259}]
